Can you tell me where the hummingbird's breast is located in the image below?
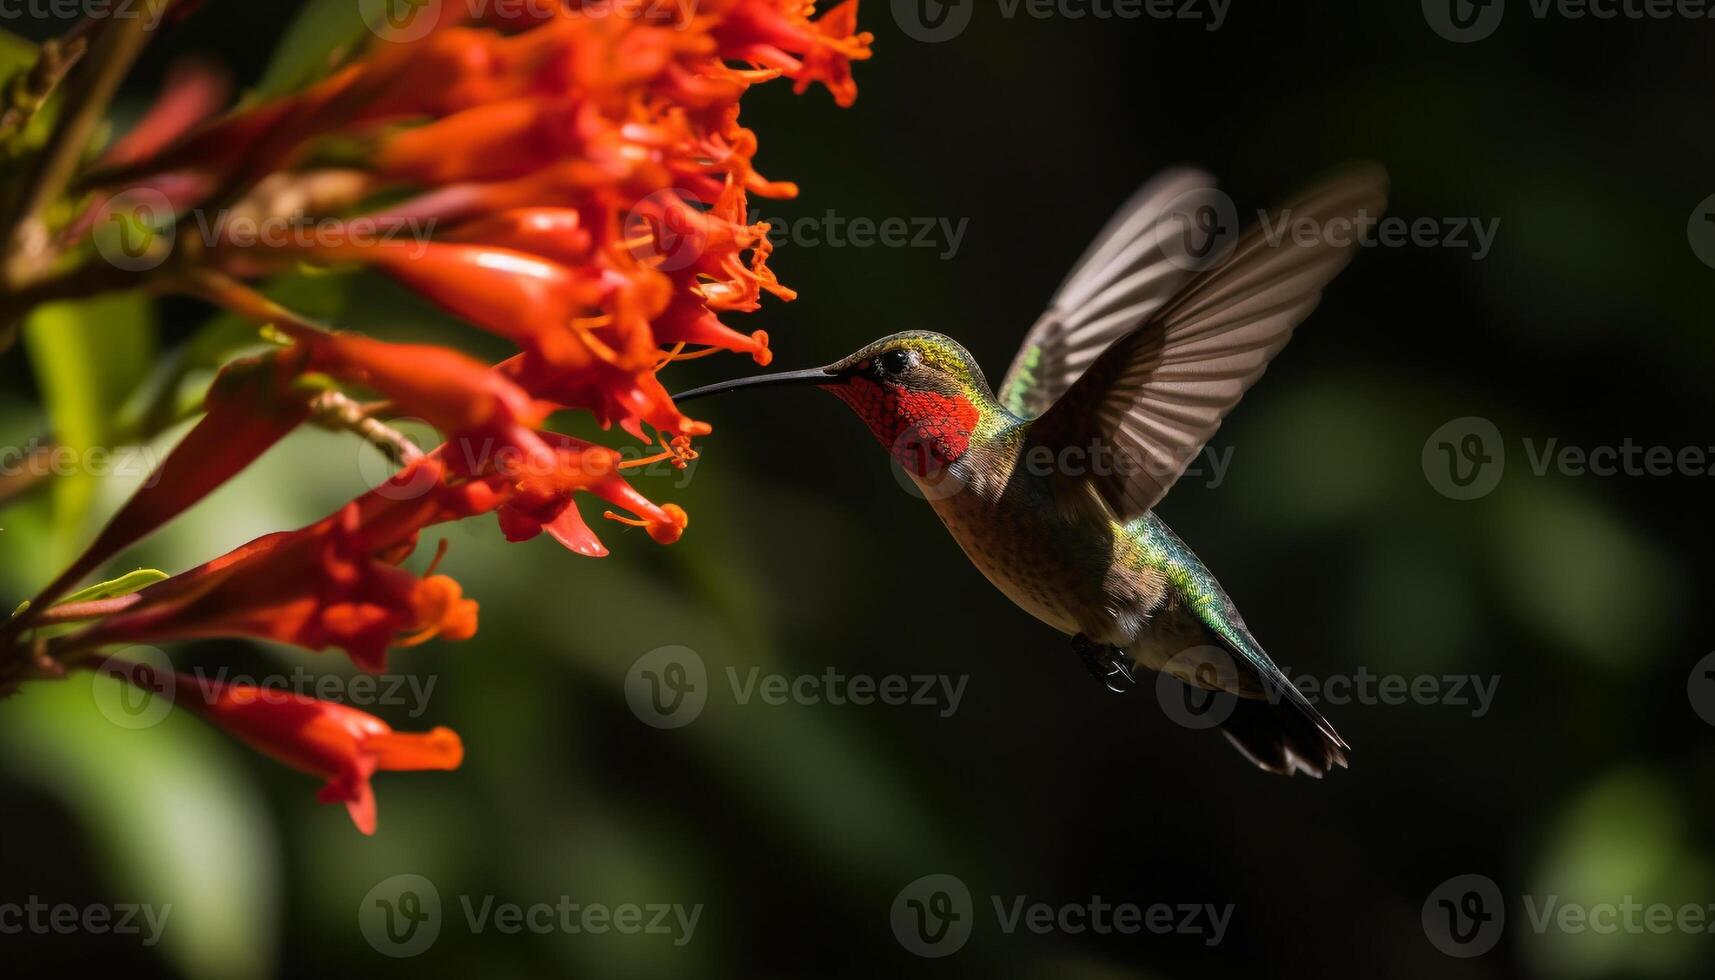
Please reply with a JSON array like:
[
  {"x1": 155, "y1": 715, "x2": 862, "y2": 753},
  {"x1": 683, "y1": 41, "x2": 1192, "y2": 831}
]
[{"x1": 916, "y1": 430, "x2": 1168, "y2": 644}]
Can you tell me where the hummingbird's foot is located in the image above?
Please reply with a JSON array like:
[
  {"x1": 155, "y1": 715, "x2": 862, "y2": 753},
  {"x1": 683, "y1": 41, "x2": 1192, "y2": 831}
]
[{"x1": 1072, "y1": 634, "x2": 1138, "y2": 694}]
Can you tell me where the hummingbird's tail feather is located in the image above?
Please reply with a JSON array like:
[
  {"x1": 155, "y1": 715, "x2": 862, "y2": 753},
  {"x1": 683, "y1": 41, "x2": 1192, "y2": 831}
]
[{"x1": 1218, "y1": 691, "x2": 1349, "y2": 778}]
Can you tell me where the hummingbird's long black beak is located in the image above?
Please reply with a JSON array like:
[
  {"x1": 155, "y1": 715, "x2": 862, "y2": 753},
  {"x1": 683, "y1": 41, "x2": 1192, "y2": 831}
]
[{"x1": 671, "y1": 366, "x2": 841, "y2": 403}]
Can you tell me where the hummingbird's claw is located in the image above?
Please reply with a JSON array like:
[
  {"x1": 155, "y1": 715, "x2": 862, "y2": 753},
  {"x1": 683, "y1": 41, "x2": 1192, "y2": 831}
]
[
  {"x1": 1101, "y1": 658, "x2": 1137, "y2": 694},
  {"x1": 1072, "y1": 634, "x2": 1138, "y2": 695}
]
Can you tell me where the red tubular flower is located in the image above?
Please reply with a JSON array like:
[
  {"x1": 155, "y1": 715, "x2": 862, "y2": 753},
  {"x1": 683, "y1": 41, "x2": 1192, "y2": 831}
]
[
  {"x1": 714, "y1": 0, "x2": 872, "y2": 106},
  {"x1": 492, "y1": 430, "x2": 690, "y2": 553},
  {"x1": 67, "y1": 469, "x2": 479, "y2": 673},
  {"x1": 98, "y1": 57, "x2": 233, "y2": 170},
  {"x1": 376, "y1": 98, "x2": 587, "y2": 186},
  {"x1": 299, "y1": 330, "x2": 551, "y2": 441},
  {"x1": 325, "y1": 240, "x2": 610, "y2": 366},
  {"x1": 20, "y1": 353, "x2": 310, "y2": 619},
  {"x1": 104, "y1": 662, "x2": 463, "y2": 835},
  {"x1": 443, "y1": 208, "x2": 593, "y2": 266},
  {"x1": 0, "y1": 0, "x2": 875, "y2": 837},
  {"x1": 652, "y1": 297, "x2": 772, "y2": 365}
]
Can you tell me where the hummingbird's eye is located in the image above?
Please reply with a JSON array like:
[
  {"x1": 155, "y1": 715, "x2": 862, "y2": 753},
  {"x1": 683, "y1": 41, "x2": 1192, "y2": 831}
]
[{"x1": 881, "y1": 348, "x2": 917, "y2": 375}]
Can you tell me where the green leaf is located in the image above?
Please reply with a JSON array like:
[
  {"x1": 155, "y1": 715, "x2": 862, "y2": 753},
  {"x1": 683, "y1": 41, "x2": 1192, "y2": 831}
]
[
  {"x1": 253, "y1": 0, "x2": 369, "y2": 100},
  {"x1": 53, "y1": 567, "x2": 167, "y2": 606},
  {"x1": 0, "y1": 674, "x2": 280, "y2": 980},
  {"x1": 23, "y1": 294, "x2": 156, "y2": 552},
  {"x1": 1489, "y1": 481, "x2": 1681, "y2": 670},
  {"x1": 1524, "y1": 767, "x2": 1714, "y2": 979},
  {"x1": 0, "y1": 29, "x2": 52, "y2": 166},
  {"x1": 142, "y1": 272, "x2": 355, "y2": 427},
  {"x1": 0, "y1": 28, "x2": 35, "y2": 77}
]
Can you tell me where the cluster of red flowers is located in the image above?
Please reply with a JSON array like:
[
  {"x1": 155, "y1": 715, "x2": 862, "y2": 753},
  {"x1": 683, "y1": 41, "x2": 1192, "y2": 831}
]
[{"x1": 4, "y1": 0, "x2": 869, "y2": 832}]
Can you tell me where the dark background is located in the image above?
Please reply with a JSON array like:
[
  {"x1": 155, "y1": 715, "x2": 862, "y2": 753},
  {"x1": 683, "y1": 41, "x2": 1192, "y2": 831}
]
[{"x1": 3, "y1": 1, "x2": 1713, "y2": 978}]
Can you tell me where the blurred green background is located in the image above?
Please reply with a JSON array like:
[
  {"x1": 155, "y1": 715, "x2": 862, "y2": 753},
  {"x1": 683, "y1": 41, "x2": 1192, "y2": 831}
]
[{"x1": 3, "y1": 1, "x2": 1714, "y2": 977}]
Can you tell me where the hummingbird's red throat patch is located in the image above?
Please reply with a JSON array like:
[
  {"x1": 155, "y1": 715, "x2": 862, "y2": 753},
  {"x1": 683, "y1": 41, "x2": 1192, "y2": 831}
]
[{"x1": 830, "y1": 378, "x2": 979, "y2": 475}]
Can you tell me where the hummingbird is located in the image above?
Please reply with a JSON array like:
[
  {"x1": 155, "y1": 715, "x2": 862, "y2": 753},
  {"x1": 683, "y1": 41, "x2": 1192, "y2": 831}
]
[{"x1": 674, "y1": 165, "x2": 1387, "y2": 777}]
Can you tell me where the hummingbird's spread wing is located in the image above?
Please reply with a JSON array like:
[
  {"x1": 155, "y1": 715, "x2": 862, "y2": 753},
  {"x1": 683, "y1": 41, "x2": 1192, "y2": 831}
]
[
  {"x1": 1030, "y1": 164, "x2": 1389, "y2": 523},
  {"x1": 995, "y1": 168, "x2": 1220, "y2": 420}
]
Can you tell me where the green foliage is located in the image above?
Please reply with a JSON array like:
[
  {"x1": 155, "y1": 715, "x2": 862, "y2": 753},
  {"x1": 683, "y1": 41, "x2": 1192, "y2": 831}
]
[
  {"x1": 54, "y1": 567, "x2": 168, "y2": 606},
  {"x1": 252, "y1": 0, "x2": 370, "y2": 100},
  {"x1": 1524, "y1": 768, "x2": 1715, "y2": 979},
  {"x1": 0, "y1": 675, "x2": 280, "y2": 980},
  {"x1": 1490, "y1": 483, "x2": 1680, "y2": 670},
  {"x1": 22, "y1": 294, "x2": 156, "y2": 559}
]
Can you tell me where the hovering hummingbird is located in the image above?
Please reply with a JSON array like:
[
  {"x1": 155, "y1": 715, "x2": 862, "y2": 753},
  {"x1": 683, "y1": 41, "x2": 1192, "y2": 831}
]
[{"x1": 674, "y1": 165, "x2": 1387, "y2": 776}]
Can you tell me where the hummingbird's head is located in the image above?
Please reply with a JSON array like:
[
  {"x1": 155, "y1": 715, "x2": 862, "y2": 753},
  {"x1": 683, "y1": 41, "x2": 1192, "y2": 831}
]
[{"x1": 672, "y1": 330, "x2": 996, "y2": 475}]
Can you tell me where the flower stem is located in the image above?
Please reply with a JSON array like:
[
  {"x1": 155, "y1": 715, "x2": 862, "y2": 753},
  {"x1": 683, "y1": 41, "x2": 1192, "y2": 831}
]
[{"x1": 2, "y1": 14, "x2": 154, "y2": 287}]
